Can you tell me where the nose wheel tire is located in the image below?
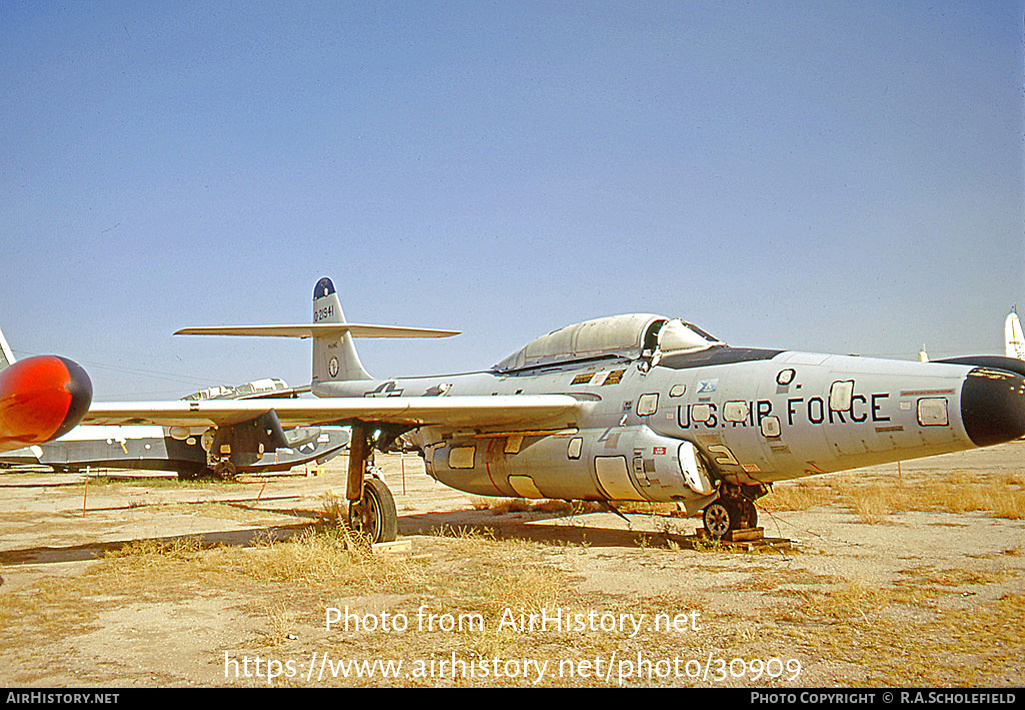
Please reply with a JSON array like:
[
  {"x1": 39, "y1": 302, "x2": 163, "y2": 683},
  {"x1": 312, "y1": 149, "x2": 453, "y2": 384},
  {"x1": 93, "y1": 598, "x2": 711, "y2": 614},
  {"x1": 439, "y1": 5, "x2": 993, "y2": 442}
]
[
  {"x1": 348, "y1": 476, "x2": 398, "y2": 544},
  {"x1": 703, "y1": 501, "x2": 734, "y2": 539},
  {"x1": 702, "y1": 496, "x2": 757, "y2": 539}
]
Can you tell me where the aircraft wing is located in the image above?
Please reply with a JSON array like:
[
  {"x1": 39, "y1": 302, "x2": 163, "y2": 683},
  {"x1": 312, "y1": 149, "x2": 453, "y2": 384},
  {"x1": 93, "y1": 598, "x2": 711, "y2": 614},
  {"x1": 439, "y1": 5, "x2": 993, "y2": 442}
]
[{"x1": 83, "y1": 395, "x2": 583, "y2": 431}]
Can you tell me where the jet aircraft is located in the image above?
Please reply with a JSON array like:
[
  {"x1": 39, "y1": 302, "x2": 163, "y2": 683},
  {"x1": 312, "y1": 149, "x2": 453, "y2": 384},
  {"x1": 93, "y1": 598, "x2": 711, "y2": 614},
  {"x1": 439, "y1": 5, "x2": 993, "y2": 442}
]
[
  {"x1": 183, "y1": 378, "x2": 310, "y2": 401},
  {"x1": 0, "y1": 423, "x2": 349, "y2": 478},
  {"x1": 0, "y1": 328, "x2": 92, "y2": 454},
  {"x1": 83, "y1": 278, "x2": 1025, "y2": 543},
  {"x1": 1006, "y1": 308, "x2": 1025, "y2": 361}
]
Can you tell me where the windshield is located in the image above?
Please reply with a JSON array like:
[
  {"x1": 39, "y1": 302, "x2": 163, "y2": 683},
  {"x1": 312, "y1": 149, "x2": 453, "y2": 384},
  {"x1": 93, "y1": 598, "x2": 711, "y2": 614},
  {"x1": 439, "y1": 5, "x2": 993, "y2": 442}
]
[{"x1": 657, "y1": 319, "x2": 721, "y2": 355}]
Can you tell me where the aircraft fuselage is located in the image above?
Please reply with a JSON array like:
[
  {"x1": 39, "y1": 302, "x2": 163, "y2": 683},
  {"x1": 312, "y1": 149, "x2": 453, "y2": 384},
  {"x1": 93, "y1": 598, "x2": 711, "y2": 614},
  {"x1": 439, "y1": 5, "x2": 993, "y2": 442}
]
[
  {"x1": 312, "y1": 347, "x2": 1022, "y2": 510},
  {"x1": 156, "y1": 277, "x2": 1025, "y2": 542}
]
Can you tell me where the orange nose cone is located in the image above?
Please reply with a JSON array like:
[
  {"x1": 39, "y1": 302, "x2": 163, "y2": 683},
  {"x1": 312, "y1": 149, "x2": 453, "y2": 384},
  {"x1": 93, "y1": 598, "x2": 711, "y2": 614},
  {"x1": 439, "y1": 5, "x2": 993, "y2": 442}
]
[{"x1": 0, "y1": 356, "x2": 93, "y2": 452}]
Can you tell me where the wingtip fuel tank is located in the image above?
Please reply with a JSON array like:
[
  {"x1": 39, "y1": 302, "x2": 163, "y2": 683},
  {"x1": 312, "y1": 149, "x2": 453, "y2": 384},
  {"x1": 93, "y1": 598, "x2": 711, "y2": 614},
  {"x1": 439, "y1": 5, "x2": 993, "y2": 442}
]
[{"x1": 0, "y1": 355, "x2": 93, "y2": 452}]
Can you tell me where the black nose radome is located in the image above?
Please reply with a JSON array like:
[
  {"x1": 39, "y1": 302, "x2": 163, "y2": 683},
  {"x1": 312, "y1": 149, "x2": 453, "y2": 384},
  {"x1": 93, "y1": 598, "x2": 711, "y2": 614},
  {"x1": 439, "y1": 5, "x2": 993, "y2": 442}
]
[
  {"x1": 960, "y1": 368, "x2": 1025, "y2": 448},
  {"x1": 54, "y1": 357, "x2": 93, "y2": 440}
]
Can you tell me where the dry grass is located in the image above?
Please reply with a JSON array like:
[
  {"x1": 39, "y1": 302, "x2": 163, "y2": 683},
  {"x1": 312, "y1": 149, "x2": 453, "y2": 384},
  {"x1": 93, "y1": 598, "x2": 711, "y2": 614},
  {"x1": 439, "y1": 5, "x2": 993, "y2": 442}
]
[
  {"x1": 98, "y1": 526, "x2": 415, "y2": 596},
  {"x1": 759, "y1": 481, "x2": 839, "y2": 512},
  {"x1": 795, "y1": 579, "x2": 908, "y2": 620},
  {"x1": 4, "y1": 451, "x2": 1024, "y2": 687},
  {"x1": 762, "y1": 472, "x2": 1025, "y2": 522},
  {"x1": 2, "y1": 521, "x2": 1022, "y2": 687},
  {"x1": 221, "y1": 528, "x2": 419, "y2": 591},
  {"x1": 104, "y1": 534, "x2": 206, "y2": 560},
  {"x1": 0, "y1": 526, "x2": 426, "y2": 649},
  {"x1": 262, "y1": 601, "x2": 299, "y2": 646},
  {"x1": 0, "y1": 576, "x2": 93, "y2": 640},
  {"x1": 441, "y1": 469, "x2": 1024, "y2": 527},
  {"x1": 319, "y1": 492, "x2": 348, "y2": 522}
]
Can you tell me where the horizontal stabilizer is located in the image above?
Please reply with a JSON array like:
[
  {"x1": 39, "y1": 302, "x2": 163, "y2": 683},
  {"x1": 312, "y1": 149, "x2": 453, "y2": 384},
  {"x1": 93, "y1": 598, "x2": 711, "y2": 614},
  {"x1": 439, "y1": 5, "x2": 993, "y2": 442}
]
[
  {"x1": 0, "y1": 327, "x2": 14, "y2": 370},
  {"x1": 175, "y1": 324, "x2": 460, "y2": 339}
]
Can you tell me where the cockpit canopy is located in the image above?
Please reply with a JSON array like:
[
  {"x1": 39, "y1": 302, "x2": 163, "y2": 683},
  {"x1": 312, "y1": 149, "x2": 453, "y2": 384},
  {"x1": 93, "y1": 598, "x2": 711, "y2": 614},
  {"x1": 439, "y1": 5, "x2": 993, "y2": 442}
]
[{"x1": 493, "y1": 314, "x2": 722, "y2": 373}]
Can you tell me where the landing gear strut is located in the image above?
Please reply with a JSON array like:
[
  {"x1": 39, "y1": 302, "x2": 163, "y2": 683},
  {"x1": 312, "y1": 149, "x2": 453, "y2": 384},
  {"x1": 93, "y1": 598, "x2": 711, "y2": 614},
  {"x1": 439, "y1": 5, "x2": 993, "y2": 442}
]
[
  {"x1": 346, "y1": 424, "x2": 398, "y2": 543},
  {"x1": 702, "y1": 492, "x2": 758, "y2": 540}
]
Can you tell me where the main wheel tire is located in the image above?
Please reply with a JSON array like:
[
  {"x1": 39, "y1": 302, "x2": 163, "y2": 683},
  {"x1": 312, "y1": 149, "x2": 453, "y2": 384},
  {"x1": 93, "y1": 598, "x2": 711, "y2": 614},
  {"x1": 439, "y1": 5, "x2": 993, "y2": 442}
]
[{"x1": 348, "y1": 476, "x2": 398, "y2": 543}]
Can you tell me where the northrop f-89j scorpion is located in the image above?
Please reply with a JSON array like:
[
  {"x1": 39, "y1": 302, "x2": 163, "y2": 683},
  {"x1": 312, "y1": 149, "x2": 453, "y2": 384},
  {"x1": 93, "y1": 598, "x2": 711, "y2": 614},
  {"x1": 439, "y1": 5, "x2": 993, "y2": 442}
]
[{"x1": 83, "y1": 277, "x2": 1025, "y2": 543}]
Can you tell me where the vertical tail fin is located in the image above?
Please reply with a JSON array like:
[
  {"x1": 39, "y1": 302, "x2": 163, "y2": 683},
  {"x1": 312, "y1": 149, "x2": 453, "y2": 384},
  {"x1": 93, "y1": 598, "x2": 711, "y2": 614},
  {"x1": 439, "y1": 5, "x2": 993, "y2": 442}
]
[
  {"x1": 0, "y1": 327, "x2": 15, "y2": 372},
  {"x1": 1006, "y1": 308, "x2": 1025, "y2": 360},
  {"x1": 312, "y1": 277, "x2": 372, "y2": 383}
]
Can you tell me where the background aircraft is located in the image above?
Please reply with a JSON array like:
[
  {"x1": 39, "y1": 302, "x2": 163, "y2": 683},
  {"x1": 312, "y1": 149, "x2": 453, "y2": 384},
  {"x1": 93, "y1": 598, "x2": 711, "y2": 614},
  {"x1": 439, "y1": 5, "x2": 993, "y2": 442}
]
[
  {"x1": 182, "y1": 378, "x2": 310, "y2": 401},
  {"x1": 0, "y1": 360, "x2": 344, "y2": 478},
  {"x1": 0, "y1": 423, "x2": 349, "y2": 479},
  {"x1": 1006, "y1": 308, "x2": 1025, "y2": 361},
  {"x1": 0, "y1": 328, "x2": 92, "y2": 454},
  {"x1": 84, "y1": 277, "x2": 1025, "y2": 543},
  {"x1": 0, "y1": 326, "x2": 343, "y2": 477}
]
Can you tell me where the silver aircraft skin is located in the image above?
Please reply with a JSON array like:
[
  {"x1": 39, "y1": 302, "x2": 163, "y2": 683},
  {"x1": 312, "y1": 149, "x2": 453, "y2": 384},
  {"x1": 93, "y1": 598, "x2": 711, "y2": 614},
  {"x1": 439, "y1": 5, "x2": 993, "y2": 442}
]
[{"x1": 84, "y1": 277, "x2": 1025, "y2": 542}]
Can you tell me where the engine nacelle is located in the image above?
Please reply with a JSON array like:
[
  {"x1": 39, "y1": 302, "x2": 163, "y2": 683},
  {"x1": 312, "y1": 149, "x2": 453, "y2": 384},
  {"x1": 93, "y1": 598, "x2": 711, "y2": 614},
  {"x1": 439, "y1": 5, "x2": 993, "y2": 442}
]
[
  {"x1": 202, "y1": 411, "x2": 290, "y2": 469},
  {"x1": 424, "y1": 426, "x2": 717, "y2": 512}
]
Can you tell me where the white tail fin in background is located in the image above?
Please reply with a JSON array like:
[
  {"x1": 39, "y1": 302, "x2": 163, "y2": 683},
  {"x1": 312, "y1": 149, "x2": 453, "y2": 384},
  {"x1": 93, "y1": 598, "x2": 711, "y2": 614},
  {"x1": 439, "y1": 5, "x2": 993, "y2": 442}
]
[
  {"x1": 0, "y1": 327, "x2": 15, "y2": 372},
  {"x1": 1006, "y1": 308, "x2": 1025, "y2": 360},
  {"x1": 174, "y1": 277, "x2": 459, "y2": 385},
  {"x1": 312, "y1": 277, "x2": 371, "y2": 383}
]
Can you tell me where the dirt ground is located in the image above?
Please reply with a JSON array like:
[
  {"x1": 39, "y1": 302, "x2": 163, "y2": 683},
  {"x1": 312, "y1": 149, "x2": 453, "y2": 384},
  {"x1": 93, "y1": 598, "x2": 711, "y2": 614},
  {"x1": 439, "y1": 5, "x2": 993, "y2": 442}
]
[{"x1": 0, "y1": 442, "x2": 1022, "y2": 688}]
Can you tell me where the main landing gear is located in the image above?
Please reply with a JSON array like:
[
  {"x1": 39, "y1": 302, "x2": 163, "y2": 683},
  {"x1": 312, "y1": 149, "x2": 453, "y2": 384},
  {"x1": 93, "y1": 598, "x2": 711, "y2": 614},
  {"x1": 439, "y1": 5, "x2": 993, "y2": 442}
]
[
  {"x1": 346, "y1": 424, "x2": 399, "y2": 544},
  {"x1": 702, "y1": 489, "x2": 759, "y2": 540}
]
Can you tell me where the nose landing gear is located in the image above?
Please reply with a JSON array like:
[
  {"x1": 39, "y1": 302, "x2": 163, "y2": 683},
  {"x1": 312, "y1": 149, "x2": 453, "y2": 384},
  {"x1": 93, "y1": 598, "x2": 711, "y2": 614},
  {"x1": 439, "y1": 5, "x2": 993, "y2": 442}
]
[{"x1": 702, "y1": 492, "x2": 758, "y2": 540}]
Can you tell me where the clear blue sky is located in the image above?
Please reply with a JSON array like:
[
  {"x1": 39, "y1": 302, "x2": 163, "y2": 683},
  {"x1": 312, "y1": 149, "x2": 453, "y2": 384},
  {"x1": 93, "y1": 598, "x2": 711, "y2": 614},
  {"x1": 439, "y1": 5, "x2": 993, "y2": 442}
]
[{"x1": 2, "y1": 2, "x2": 1022, "y2": 399}]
